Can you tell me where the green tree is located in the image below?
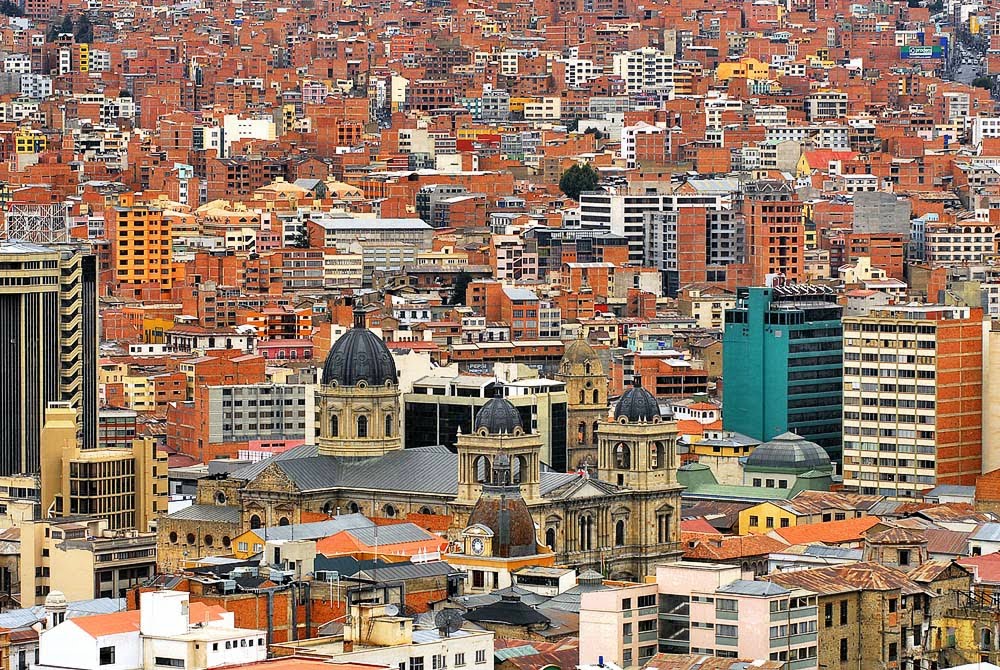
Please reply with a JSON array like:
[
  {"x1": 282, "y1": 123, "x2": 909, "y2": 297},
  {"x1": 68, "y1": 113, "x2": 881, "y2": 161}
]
[
  {"x1": 559, "y1": 163, "x2": 600, "y2": 200},
  {"x1": 0, "y1": 1, "x2": 23, "y2": 17},
  {"x1": 74, "y1": 13, "x2": 93, "y2": 43},
  {"x1": 59, "y1": 14, "x2": 72, "y2": 33},
  {"x1": 451, "y1": 270, "x2": 472, "y2": 305},
  {"x1": 973, "y1": 76, "x2": 994, "y2": 90},
  {"x1": 290, "y1": 228, "x2": 310, "y2": 248}
]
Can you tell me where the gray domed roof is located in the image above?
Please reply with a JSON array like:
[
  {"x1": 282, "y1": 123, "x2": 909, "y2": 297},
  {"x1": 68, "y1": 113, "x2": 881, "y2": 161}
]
[
  {"x1": 744, "y1": 432, "x2": 832, "y2": 472},
  {"x1": 321, "y1": 310, "x2": 398, "y2": 387},
  {"x1": 474, "y1": 397, "x2": 523, "y2": 434},
  {"x1": 614, "y1": 382, "x2": 660, "y2": 423},
  {"x1": 561, "y1": 336, "x2": 604, "y2": 374}
]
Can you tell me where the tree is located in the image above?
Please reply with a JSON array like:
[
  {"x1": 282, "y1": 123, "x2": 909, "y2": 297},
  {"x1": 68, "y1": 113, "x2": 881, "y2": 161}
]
[
  {"x1": 74, "y1": 13, "x2": 93, "y2": 43},
  {"x1": 451, "y1": 270, "x2": 472, "y2": 305},
  {"x1": 59, "y1": 14, "x2": 72, "y2": 33},
  {"x1": 0, "y1": 1, "x2": 23, "y2": 17},
  {"x1": 973, "y1": 76, "x2": 994, "y2": 90},
  {"x1": 559, "y1": 163, "x2": 600, "y2": 200},
  {"x1": 290, "y1": 228, "x2": 310, "y2": 248}
]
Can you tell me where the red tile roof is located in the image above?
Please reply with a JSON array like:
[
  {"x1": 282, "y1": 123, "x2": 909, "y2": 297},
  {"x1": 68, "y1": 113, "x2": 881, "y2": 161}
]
[{"x1": 771, "y1": 516, "x2": 884, "y2": 546}]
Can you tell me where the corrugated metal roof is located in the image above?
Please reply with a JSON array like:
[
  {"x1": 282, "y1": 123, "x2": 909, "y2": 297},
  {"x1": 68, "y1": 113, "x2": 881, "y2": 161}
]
[
  {"x1": 347, "y1": 522, "x2": 434, "y2": 546},
  {"x1": 716, "y1": 580, "x2": 788, "y2": 597},
  {"x1": 259, "y1": 514, "x2": 374, "y2": 541},
  {"x1": 167, "y1": 504, "x2": 241, "y2": 523},
  {"x1": 354, "y1": 560, "x2": 457, "y2": 581}
]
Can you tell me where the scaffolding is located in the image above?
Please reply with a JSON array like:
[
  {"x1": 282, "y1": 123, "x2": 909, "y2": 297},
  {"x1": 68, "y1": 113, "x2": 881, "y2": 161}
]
[{"x1": 1, "y1": 202, "x2": 70, "y2": 244}]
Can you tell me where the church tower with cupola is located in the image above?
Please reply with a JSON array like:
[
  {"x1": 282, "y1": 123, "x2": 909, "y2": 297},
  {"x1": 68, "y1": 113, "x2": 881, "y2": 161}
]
[
  {"x1": 556, "y1": 334, "x2": 609, "y2": 470},
  {"x1": 316, "y1": 306, "x2": 402, "y2": 457},
  {"x1": 597, "y1": 379, "x2": 680, "y2": 491},
  {"x1": 456, "y1": 396, "x2": 542, "y2": 504}
]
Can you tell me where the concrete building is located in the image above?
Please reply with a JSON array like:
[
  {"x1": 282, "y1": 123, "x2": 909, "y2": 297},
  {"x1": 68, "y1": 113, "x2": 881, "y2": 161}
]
[
  {"x1": 36, "y1": 590, "x2": 266, "y2": 670},
  {"x1": 20, "y1": 517, "x2": 157, "y2": 604},
  {"x1": 40, "y1": 403, "x2": 167, "y2": 532},
  {"x1": 580, "y1": 562, "x2": 819, "y2": 669},
  {"x1": 308, "y1": 215, "x2": 433, "y2": 252},
  {"x1": 403, "y1": 374, "x2": 568, "y2": 472},
  {"x1": 723, "y1": 286, "x2": 844, "y2": 462},
  {"x1": 841, "y1": 305, "x2": 983, "y2": 498},
  {"x1": 612, "y1": 47, "x2": 675, "y2": 95},
  {"x1": 0, "y1": 241, "x2": 98, "y2": 476}
]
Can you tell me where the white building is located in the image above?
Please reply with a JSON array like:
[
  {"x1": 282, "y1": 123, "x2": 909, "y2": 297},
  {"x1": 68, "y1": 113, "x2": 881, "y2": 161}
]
[
  {"x1": 20, "y1": 74, "x2": 52, "y2": 100},
  {"x1": 37, "y1": 591, "x2": 267, "y2": 670},
  {"x1": 4, "y1": 54, "x2": 31, "y2": 74},
  {"x1": 620, "y1": 121, "x2": 668, "y2": 169},
  {"x1": 221, "y1": 115, "x2": 276, "y2": 158},
  {"x1": 612, "y1": 47, "x2": 675, "y2": 95},
  {"x1": 560, "y1": 57, "x2": 601, "y2": 87}
]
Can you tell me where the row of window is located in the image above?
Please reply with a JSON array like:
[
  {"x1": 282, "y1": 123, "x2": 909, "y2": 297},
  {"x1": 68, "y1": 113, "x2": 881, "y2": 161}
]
[{"x1": 404, "y1": 650, "x2": 487, "y2": 670}]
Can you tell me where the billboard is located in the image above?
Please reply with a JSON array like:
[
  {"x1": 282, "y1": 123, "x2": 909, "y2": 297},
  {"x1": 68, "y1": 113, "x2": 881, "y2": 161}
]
[{"x1": 901, "y1": 45, "x2": 943, "y2": 58}]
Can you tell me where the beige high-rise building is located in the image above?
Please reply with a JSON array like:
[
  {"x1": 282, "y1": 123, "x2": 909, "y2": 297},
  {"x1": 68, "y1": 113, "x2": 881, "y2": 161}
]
[{"x1": 40, "y1": 403, "x2": 167, "y2": 532}]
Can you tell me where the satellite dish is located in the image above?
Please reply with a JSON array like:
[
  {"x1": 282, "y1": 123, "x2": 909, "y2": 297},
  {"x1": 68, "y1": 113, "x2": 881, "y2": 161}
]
[
  {"x1": 384, "y1": 603, "x2": 400, "y2": 617},
  {"x1": 434, "y1": 609, "x2": 464, "y2": 637}
]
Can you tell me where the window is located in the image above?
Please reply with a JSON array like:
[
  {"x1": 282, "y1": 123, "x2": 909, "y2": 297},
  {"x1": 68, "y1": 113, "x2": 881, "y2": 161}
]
[
  {"x1": 765, "y1": 517, "x2": 774, "y2": 528},
  {"x1": 888, "y1": 642, "x2": 898, "y2": 662},
  {"x1": 454, "y1": 654, "x2": 465, "y2": 667},
  {"x1": 99, "y1": 647, "x2": 115, "y2": 666},
  {"x1": 410, "y1": 658, "x2": 425, "y2": 670},
  {"x1": 840, "y1": 600, "x2": 848, "y2": 625},
  {"x1": 749, "y1": 515, "x2": 759, "y2": 527},
  {"x1": 840, "y1": 637, "x2": 848, "y2": 661},
  {"x1": 898, "y1": 549, "x2": 911, "y2": 566},
  {"x1": 889, "y1": 598, "x2": 898, "y2": 613},
  {"x1": 432, "y1": 655, "x2": 446, "y2": 670},
  {"x1": 824, "y1": 603, "x2": 833, "y2": 627},
  {"x1": 622, "y1": 598, "x2": 632, "y2": 610},
  {"x1": 623, "y1": 623, "x2": 632, "y2": 636},
  {"x1": 780, "y1": 518, "x2": 790, "y2": 528},
  {"x1": 717, "y1": 599, "x2": 737, "y2": 613},
  {"x1": 475, "y1": 650, "x2": 487, "y2": 664},
  {"x1": 238, "y1": 542, "x2": 248, "y2": 552},
  {"x1": 638, "y1": 594, "x2": 656, "y2": 608},
  {"x1": 357, "y1": 415, "x2": 368, "y2": 438},
  {"x1": 154, "y1": 659, "x2": 184, "y2": 668}
]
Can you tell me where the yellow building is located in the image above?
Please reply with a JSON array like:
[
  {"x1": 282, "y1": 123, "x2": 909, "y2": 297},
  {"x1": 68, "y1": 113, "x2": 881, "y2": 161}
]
[
  {"x1": 14, "y1": 128, "x2": 45, "y2": 153},
  {"x1": 40, "y1": 403, "x2": 167, "y2": 532},
  {"x1": 716, "y1": 58, "x2": 771, "y2": 81},
  {"x1": 737, "y1": 500, "x2": 799, "y2": 535},
  {"x1": 77, "y1": 43, "x2": 89, "y2": 72}
]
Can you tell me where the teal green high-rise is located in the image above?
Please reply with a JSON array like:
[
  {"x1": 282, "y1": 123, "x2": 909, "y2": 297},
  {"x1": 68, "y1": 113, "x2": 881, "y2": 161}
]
[{"x1": 722, "y1": 286, "x2": 843, "y2": 464}]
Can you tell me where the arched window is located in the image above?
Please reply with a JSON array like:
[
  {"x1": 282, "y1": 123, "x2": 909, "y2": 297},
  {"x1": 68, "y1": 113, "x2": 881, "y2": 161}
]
[
  {"x1": 578, "y1": 515, "x2": 593, "y2": 551},
  {"x1": 419, "y1": 506, "x2": 433, "y2": 515},
  {"x1": 322, "y1": 501, "x2": 337, "y2": 515},
  {"x1": 357, "y1": 415, "x2": 368, "y2": 438},
  {"x1": 474, "y1": 455, "x2": 491, "y2": 483},
  {"x1": 385, "y1": 414, "x2": 394, "y2": 437},
  {"x1": 578, "y1": 422, "x2": 586, "y2": 444},
  {"x1": 384, "y1": 504, "x2": 397, "y2": 518},
  {"x1": 651, "y1": 442, "x2": 665, "y2": 470},
  {"x1": 186, "y1": 533, "x2": 196, "y2": 545},
  {"x1": 982, "y1": 628, "x2": 993, "y2": 651},
  {"x1": 579, "y1": 389, "x2": 585, "y2": 404},
  {"x1": 593, "y1": 421, "x2": 601, "y2": 442},
  {"x1": 330, "y1": 415, "x2": 339, "y2": 437},
  {"x1": 348, "y1": 501, "x2": 360, "y2": 514},
  {"x1": 250, "y1": 514, "x2": 262, "y2": 530},
  {"x1": 512, "y1": 455, "x2": 527, "y2": 484},
  {"x1": 656, "y1": 509, "x2": 672, "y2": 544},
  {"x1": 593, "y1": 389, "x2": 599, "y2": 403},
  {"x1": 278, "y1": 517, "x2": 290, "y2": 526},
  {"x1": 545, "y1": 527, "x2": 556, "y2": 551},
  {"x1": 615, "y1": 520, "x2": 625, "y2": 547},
  {"x1": 204, "y1": 535, "x2": 214, "y2": 547},
  {"x1": 584, "y1": 362, "x2": 591, "y2": 374},
  {"x1": 614, "y1": 443, "x2": 631, "y2": 469}
]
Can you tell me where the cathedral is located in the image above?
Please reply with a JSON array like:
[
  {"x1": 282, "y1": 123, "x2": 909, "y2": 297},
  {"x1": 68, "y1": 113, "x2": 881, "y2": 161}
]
[{"x1": 160, "y1": 308, "x2": 683, "y2": 580}]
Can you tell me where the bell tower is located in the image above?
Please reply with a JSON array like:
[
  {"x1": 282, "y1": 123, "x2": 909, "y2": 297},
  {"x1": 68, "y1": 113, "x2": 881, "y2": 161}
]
[
  {"x1": 597, "y1": 380, "x2": 679, "y2": 491},
  {"x1": 555, "y1": 333, "x2": 608, "y2": 469},
  {"x1": 456, "y1": 396, "x2": 542, "y2": 503},
  {"x1": 316, "y1": 306, "x2": 402, "y2": 457}
]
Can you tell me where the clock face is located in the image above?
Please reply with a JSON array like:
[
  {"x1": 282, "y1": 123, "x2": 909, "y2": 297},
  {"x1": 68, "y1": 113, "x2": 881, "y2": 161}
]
[{"x1": 471, "y1": 538, "x2": 485, "y2": 555}]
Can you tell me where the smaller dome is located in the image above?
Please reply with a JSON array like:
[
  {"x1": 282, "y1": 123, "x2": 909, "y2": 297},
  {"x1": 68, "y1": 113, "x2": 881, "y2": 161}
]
[
  {"x1": 614, "y1": 383, "x2": 660, "y2": 423},
  {"x1": 45, "y1": 590, "x2": 67, "y2": 610},
  {"x1": 744, "y1": 432, "x2": 832, "y2": 472},
  {"x1": 467, "y1": 492, "x2": 537, "y2": 558},
  {"x1": 474, "y1": 397, "x2": 523, "y2": 434},
  {"x1": 562, "y1": 336, "x2": 604, "y2": 374}
]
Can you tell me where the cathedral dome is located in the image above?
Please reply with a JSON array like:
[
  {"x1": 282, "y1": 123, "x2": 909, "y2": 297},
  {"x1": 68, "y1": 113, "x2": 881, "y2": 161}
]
[
  {"x1": 474, "y1": 397, "x2": 523, "y2": 435},
  {"x1": 467, "y1": 486, "x2": 538, "y2": 558},
  {"x1": 321, "y1": 308, "x2": 398, "y2": 387},
  {"x1": 744, "y1": 432, "x2": 832, "y2": 472},
  {"x1": 614, "y1": 381, "x2": 660, "y2": 423}
]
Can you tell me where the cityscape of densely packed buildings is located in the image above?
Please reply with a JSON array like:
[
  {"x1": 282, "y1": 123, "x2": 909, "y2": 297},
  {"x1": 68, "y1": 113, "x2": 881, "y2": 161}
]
[{"x1": 5, "y1": 0, "x2": 1000, "y2": 667}]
